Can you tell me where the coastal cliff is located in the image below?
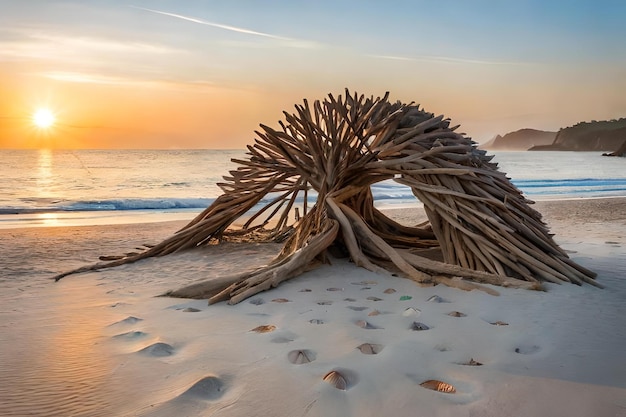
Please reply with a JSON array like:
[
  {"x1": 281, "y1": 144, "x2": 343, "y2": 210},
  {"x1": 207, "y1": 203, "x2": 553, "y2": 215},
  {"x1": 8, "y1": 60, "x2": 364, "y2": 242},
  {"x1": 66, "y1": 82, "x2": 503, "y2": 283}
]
[
  {"x1": 529, "y1": 118, "x2": 626, "y2": 152},
  {"x1": 480, "y1": 129, "x2": 556, "y2": 150}
]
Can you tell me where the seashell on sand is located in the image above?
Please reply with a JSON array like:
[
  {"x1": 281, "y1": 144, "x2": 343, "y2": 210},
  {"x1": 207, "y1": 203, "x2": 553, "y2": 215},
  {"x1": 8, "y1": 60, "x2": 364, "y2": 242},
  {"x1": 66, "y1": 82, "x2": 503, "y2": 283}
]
[
  {"x1": 309, "y1": 319, "x2": 324, "y2": 324},
  {"x1": 420, "y1": 379, "x2": 456, "y2": 393},
  {"x1": 402, "y1": 307, "x2": 421, "y2": 317},
  {"x1": 410, "y1": 322, "x2": 430, "y2": 331},
  {"x1": 288, "y1": 349, "x2": 316, "y2": 364},
  {"x1": 352, "y1": 280, "x2": 378, "y2": 286},
  {"x1": 490, "y1": 320, "x2": 509, "y2": 326},
  {"x1": 368, "y1": 310, "x2": 381, "y2": 316},
  {"x1": 447, "y1": 311, "x2": 466, "y2": 317},
  {"x1": 356, "y1": 320, "x2": 380, "y2": 329},
  {"x1": 383, "y1": 288, "x2": 397, "y2": 294},
  {"x1": 250, "y1": 325, "x2": 276, "y2": 333},
  {"x1": 323, "y1": 370, "x2": 348, "y2": 390},
  {"x1": 317, "y1": 301, "x2": 333, "y2": 305},
  {"x1": 299, "y1": 288, "x2": 312, "y2": 292},
  {"x1": 272, "y1": 298, "x2": 290, "y2": 303},
  {"x1": 366, "y1": 296, "x2": 382, "y2": 301},
  {"x1": 356, "y1": 343, "x2": 383, "y2": 355},
  {"x1": 427, "y1": 295, "x2": 446, "y2": 303},
  {"x1": 326, "y1": 287, "x2": 343, "y2": 292}
]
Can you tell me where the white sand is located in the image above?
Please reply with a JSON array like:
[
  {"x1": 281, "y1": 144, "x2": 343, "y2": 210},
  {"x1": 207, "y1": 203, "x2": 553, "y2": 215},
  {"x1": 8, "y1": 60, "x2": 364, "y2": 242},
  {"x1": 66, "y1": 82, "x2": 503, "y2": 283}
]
[{"x1": 1, "y1": 198, "x2": 625, "y2": 417}]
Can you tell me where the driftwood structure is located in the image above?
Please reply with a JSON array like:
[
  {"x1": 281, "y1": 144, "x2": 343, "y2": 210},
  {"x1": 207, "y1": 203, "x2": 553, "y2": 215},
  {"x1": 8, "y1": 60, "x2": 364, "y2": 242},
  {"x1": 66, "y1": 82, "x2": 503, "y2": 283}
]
[{"x1": 54, "y1": 90, "x2": 599, "y2": 303}]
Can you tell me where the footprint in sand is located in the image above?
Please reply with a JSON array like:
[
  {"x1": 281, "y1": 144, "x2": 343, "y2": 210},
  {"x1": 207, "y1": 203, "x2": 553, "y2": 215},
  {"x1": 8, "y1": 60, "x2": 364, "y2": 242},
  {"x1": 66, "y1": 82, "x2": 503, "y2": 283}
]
[
  {"x1": 110, "y1": 302, "x2": 130, "y2": 308},
  {"x1": 271, "y1": 331, "x2": 298, "y2": 343},
  {"x1": 138, "y1": 342, "x2": 175, "y2": 357},
  {"x1": 249, "y1": 298, "x2": 265, "y2": 305},
  {"x1": 288, "y1": 349, "x2": 316, "y2": 364},
  {"x1": 182, "y1": 307, "x2": 201, "y2": 312},
  {"x1": 515, "y1": 344, "x2": 541, "y2": 354},
  {"x1": 180, "y1": 376, "x2": 226, "y2": 401},
  {"x1": 113, "y1": 330, "x2": 148, "y2": 339},
  {"x1": 109, "y1": 316, "x2": 143, "y2": 326}
]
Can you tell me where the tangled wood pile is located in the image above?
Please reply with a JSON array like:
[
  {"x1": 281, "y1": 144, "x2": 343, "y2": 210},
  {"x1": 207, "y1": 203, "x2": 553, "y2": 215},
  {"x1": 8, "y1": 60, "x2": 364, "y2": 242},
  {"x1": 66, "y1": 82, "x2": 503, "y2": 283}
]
[{"x1": 53, "y1": 90, "x2": 599, "y2": 303}]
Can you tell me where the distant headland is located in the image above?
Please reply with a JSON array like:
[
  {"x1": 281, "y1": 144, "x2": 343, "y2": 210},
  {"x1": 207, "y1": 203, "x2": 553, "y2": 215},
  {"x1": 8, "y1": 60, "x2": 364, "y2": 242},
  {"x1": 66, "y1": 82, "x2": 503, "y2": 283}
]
[{"x1": 481, "y1": 118, "x2": 626, "y2": 154}]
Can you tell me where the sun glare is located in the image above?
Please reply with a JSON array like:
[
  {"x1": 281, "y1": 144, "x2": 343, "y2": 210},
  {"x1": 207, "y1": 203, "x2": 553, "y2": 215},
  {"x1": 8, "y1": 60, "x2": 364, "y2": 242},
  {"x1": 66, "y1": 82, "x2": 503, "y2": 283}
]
[{"x1": 33, "y1": 108, "x2": 56, "y2": 129}]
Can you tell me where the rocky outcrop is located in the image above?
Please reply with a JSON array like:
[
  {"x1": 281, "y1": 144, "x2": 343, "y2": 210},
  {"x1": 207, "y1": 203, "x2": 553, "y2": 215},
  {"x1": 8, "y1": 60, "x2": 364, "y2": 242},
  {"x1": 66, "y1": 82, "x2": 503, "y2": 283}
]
[
  {"x1": 480, "y1": 129, "x2": 556, "y2": 150},
  {"x1": 602, "y1": 139, "x2": 626, "y2": 157},
  {"x1": 529, "y1": 119, "x2": 626, "y2": 152}
]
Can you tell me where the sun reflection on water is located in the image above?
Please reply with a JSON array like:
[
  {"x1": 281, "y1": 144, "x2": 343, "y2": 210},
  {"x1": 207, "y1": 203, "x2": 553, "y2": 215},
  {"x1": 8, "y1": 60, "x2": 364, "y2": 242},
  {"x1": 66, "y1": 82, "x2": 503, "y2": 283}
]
[
  {"x1": 36, "y1": 212, "x2": 61, "y2": 227},
  {"x1": 36, "y1": 149, "x2": 54, "y2": 200}
]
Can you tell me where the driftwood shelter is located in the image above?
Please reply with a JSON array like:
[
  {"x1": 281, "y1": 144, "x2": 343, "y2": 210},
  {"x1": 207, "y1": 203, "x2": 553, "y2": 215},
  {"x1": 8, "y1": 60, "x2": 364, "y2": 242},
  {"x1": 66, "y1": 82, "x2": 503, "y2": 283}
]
[{"x1": 54, "y1": 90, "x2": 599, "y2": 303}]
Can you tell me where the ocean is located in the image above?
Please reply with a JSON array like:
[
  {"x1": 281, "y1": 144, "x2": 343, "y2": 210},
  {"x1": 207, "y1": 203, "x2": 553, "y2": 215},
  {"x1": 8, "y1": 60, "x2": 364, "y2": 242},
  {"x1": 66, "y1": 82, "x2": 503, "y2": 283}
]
[{"x1": 1, "y1": 149, "x2": 625, "y2": 229}]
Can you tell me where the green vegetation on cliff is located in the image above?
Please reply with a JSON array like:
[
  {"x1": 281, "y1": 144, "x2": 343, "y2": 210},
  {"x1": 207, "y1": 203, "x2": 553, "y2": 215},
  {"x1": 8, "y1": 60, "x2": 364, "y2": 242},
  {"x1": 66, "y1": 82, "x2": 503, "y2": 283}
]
[{"x1": 529, "y1": 118, "x2": 626, "y2": 152}]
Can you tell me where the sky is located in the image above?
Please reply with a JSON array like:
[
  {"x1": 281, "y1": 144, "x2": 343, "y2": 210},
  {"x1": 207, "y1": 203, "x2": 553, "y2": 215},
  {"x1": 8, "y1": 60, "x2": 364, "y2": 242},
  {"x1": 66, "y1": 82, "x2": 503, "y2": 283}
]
[{"x1": 0, "y1": 0, "x2": 625, "y2": 149}]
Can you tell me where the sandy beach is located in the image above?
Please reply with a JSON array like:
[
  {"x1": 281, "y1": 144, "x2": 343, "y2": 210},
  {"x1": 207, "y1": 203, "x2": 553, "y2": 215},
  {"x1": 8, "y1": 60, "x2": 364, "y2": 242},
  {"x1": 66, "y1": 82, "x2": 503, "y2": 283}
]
[{"x1": 1, "y1": 198, "x2": 625, "y2": 417}]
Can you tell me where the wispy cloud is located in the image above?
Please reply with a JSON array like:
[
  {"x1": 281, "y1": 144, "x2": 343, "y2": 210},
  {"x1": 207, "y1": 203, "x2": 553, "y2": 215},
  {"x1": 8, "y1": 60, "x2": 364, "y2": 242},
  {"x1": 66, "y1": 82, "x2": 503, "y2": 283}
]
[
  {"x1": 39, "y1": 70, "x2": 221, "y2": 90},
  {"x1": 0, "y1": 30, "x2": 181, "y2": 62},
  {"x1": 131, "y1": 6, "x2": 293, "y2": 42},
  {"x1": 42, "y1": 71, "x2": 147, "y2": 85},
  {"x1": 33, "y1": 33, "x2": 176, "y2": 54},
  {"x1": 368, "y1": 54, "x2": 532, "y2": 66}
]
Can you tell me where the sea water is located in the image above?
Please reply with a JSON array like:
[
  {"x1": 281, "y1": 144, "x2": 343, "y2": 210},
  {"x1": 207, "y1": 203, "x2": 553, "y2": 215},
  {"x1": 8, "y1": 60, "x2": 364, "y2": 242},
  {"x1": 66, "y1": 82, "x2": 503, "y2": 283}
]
[{"x1": 1, "y1": 149, "x2": 625, "y2": 228}]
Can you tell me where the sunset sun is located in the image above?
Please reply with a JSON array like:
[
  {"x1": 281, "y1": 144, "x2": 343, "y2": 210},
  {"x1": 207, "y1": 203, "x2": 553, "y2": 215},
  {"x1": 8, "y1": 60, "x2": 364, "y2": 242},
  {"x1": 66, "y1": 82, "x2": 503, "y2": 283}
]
[{"x1": 33, "y1": 108, "x2": 56, "y2": 129}]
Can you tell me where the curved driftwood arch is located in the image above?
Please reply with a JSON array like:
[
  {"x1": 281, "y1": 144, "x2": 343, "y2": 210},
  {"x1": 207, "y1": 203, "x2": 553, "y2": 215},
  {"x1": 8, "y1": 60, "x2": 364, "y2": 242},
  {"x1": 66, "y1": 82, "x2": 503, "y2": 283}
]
[{"x1": 54, "y1": 90, "x2": 599, "y2": 303}]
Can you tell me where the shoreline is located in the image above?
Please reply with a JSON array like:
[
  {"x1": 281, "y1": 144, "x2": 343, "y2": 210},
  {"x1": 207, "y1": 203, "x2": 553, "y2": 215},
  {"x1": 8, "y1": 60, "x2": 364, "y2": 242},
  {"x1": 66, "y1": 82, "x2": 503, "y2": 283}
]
[
  {"x1": 1, "y1": 195, "x2": 625, "y2": 231},
  {"x1": 1, "y1": 197, "x2": 625, "y2": 416}
]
